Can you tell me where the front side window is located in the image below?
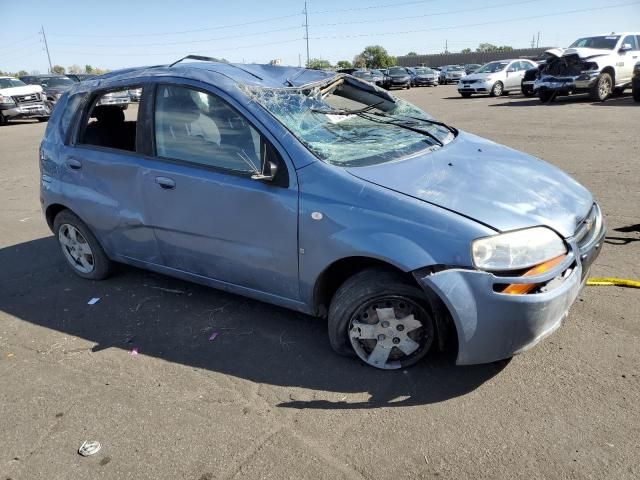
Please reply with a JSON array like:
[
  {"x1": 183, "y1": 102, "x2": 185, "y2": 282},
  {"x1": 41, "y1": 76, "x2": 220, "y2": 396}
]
[
  {"x1": 79, "y1": 88, "x2": 137, "y2": 152},
  {"x1": 154, "y1": 85, "x2": 262, "y2": 174},
  {"x1": 622, "y1": 35, "x2": 638, "y2": 50},
  {"x1": 242, "y1": 77, "x2": 455, "y2": 167}
]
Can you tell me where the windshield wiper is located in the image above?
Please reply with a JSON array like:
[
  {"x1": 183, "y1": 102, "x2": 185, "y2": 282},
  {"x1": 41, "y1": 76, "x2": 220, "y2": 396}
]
[
  {"x1": 371, "y1": 111, "x2": 457, "y2": 135},
  {"x1": 359, "y1": 112, "x2": 444, "y2": 147},
  {"x1": 310, "y1": 100, "x2": 384, "y2": 115}
]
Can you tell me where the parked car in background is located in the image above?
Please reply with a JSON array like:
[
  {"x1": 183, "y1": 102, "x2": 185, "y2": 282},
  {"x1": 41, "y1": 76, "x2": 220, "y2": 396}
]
[
  {"x1": 352, "y1": 70, "x2": 383, "y2": 87},
  {"x1": 128, "y1": 87, "x2": 143, "y2": 102},
  {"x1": 439, "y1": 65, "x2": 466, "y2": 84},
  {"x1": 97, "y1": 90, "x2": 131, "y2": 107},
  {"x1": 411, "y1": 67, "x2": 439, "y2": 86},
  {"x1": 0, "y1": 76, "x2": 49, "y2": 125},
  {"x1": 370, "y1": 69, "x2": 391, "y2": 89},
  {"x1": 66, "y1": 74, "x2": 97, "y2": 82},
  {"x1": 386, "y1": 66, "x2": 412, "y2": 89},
  {"x1": 633, "y1": 61, "x2": 640, "y2": 102},
  {"x1": 20, "y1": 74, "x2": 76, "y2": 107},
  {"x1": 40, "y1": 58, "x2": 604, "y2": 370},
  {"x1": 458, "y1": 59, "x2": 537, "y2": 97},
  {"x1": 464, "y1": 64, "x2": 482, "y2": 75},
  {"x1": 535, "y1": 33, "x2": 640, "y2": 102}
]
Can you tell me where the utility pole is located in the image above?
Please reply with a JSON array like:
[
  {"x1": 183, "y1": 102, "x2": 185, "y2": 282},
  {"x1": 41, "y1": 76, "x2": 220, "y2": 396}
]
[
  {"x1": 298, "y1": 53, "x2": 301, "y2": 67},
  {"x1": 444, "y1": 39, "x2": 448, "y2": 53},
  {"x1": 40, "y1": 25, "x2": 53, "y2": 73},
  {"x1": 531, "y1": 35, "x2": 535, "y2": 48},
  {"x1": 304, "y1": 2, "x2": 310, "y2": 67},
  {"x1": 536, "y1": 31, "x2": 540, "y2": 48}
]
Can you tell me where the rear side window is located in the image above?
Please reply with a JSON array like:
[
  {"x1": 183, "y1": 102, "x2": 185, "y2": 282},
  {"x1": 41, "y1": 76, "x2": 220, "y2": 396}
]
[
  {"x1": 59, "y1": 93, "x2": 85, "y2": 140},
  {"x1": 78, "y1": 88, "x2": 139, "y2": 152},
  {"x1": 154, "y1": 84, "x2": 263, "y2": 174}
]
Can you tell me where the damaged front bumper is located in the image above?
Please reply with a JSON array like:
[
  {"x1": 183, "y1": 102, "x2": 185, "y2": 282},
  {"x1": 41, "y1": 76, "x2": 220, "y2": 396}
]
[
  {"x1": 534, "y1": 70, "x2": 599, "y2": 94},
  {"x1": 1, "y1": 102, "x2": 50, "y2": 120},
  {"x1": 415, "y1": 212, "x2": 605, "y2": 365}
]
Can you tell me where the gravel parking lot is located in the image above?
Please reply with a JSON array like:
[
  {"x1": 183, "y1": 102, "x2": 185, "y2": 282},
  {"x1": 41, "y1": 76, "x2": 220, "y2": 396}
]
[{"x1": 1, "y1": 85, "x2": 639, "y2": 480}]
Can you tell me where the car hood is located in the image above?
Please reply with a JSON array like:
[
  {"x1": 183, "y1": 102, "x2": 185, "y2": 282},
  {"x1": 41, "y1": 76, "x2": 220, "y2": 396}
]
[
  {"x1": 461, "y1": 72, "x2": 496, "y2": 81},
  {"x1": 0, "y1": 84, "x2": 43, "y2": 96},
  {"x1": 345, "y1": 131, "x2": 592, "y2": 237}
]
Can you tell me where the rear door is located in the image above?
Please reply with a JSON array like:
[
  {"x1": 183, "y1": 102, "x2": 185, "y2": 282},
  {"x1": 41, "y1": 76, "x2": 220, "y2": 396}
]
[
  {"x1": 141, "y1": 80, "x2": 300, "y2": 301},
  {"x1": 62, "y1": 84, "x2": 162, "y2": 264},
  {"x1": 618, "y1": 35, "x2": 640, "y2": 84}
]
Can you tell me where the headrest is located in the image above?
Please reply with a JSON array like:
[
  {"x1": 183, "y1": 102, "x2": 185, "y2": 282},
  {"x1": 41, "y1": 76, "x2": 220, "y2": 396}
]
[{"x1": 92, "y1": 105, "x2": 124, "y2": 124}]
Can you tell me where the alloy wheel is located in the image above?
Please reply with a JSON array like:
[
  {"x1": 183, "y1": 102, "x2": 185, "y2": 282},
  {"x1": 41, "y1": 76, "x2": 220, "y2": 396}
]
[{"x1": 58, "y1": 224, "x2": 95, "y2": 274}]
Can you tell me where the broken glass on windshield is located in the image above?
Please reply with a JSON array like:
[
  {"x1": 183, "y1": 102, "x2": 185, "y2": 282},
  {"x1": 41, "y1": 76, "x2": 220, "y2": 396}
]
[{"x1": 242, "y1": 77, "x2": 455, "y2": 167}]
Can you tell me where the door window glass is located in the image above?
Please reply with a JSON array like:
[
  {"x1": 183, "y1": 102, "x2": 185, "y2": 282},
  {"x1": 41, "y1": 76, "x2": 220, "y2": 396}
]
[{"x1": 154, "y1": 85, "x2": 262, "y2": 174}]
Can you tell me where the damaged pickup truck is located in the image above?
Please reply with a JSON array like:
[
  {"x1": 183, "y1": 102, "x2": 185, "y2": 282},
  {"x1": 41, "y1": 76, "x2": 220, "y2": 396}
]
[
  {"x1": 535, "y1": 33, "x2": 640, "y2": 102},
  {"x1": 40, "y1": 57, "x2": 605, "y2": 370}
]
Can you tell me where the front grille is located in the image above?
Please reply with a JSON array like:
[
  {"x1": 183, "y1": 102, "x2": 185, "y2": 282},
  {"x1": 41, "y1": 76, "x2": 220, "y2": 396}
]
[
  {"x1": 13, "y1": 94, "x2": 42, "y2": 105},
  {"x1": 462, "y1": 79, "x2": 479, "y2": 84},
  {"x1": 575, "y1": 204, "x2": 602, "y2": 251}
]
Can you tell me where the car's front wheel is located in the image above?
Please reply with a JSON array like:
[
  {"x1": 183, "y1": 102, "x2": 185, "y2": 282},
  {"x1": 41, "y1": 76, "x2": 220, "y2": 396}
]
[
  {"x1": 328, "y1": 269, "x2": 436, "y2": 370},
  {"x1": 53, "y1": 210, "x2": 113, "y2": 280},
  {"x1": 490, "y1": 81, "x2": 504, "y2": 97},
  {"x1": 590, "y1": 72, "x2": 613, "y2": 101}
]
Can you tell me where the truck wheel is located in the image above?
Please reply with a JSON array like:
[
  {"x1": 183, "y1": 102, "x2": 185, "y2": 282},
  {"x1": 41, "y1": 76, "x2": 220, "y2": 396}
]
[
  {"x1": 590, "y1": 72, "x2": 613, "y2": 101},
  {"x1": 490, "y1": 81, "x2": 504, "y2": 97},
  {"x1": 53, "y1": 210, "x2": 113, "y2": 280},
  {"x1": 328, "y1": 268, "x2": 436, "y2": 370}
]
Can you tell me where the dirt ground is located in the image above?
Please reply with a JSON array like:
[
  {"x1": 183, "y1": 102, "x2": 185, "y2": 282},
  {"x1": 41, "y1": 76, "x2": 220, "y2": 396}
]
[{"x1": 1, "y1": 86, "x2": 639, "y2": 480}]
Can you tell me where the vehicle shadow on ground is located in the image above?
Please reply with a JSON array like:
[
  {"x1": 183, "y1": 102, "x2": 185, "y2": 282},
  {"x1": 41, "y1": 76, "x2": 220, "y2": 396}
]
[
  {"x1": 489, "y1": 92, "x2": 636, "y2": 107},
  {"x1": 605, "y1": 224, "x2": 640, "y2": 246},
  {"x1": 0, "y1": 236, "x2": 507, "y2": 410}
]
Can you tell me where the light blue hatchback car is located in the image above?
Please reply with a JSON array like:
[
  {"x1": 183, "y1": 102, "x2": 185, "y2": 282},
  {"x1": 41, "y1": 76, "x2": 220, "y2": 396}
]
[{"x1": 39, "y1": 56, "x2": 605, "y2": 370}]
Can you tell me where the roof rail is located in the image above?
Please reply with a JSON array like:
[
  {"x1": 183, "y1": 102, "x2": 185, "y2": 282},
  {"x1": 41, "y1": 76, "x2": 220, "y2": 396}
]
[{"x1": 169, "y1": 55, "x2": 263, "y2": 80}]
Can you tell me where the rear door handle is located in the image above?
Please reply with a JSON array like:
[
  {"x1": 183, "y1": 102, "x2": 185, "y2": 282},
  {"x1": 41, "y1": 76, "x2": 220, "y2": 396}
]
[
  {"x1": 155, "y1": 176, "x2": 176, "y2": 190},
  {"x1": 66, "y1": 158, "x2": 82, "y2": 170}
]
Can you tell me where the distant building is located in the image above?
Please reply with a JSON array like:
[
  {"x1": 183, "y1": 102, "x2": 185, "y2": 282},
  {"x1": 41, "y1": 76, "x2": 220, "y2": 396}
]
[{"x1": 269, "y1": 59, "x2": 283, "y2": 66}]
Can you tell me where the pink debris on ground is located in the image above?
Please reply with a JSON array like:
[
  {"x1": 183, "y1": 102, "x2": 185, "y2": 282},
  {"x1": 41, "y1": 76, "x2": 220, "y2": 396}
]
[{"x1": 130, "y1": 347, "x2": 139, "y2": 356}]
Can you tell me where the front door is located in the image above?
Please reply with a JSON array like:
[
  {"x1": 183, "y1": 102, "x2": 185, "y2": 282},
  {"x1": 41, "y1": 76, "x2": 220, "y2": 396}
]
[{"x1": 142, "y1": 82, "x2": 300, "y2": 301}]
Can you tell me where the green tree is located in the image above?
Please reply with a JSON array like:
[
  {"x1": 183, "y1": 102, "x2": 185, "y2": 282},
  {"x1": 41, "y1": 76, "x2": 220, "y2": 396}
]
[
  {"x1": 406, "y1": 51, "x2": 418, "y2": 56},
  {"x1": 460, "y1": 48, "x2": 472, "y2": 54},
  {"x1": 357, "y1": 45, "x2": 396, "y2": 69},
  {"x1": 476, "y1": 43, "x2": 513, "y2": 53},
  {"x1": 336, "y1": 60, "x2": 352, "y2": 69},
  {"x1": 51, "y1": 65, "x2": 65, "y2": 74},
  {"x1": 67, "y1": 64, "x2": 83, "y2": 74},
  {"x1": 307, "y1": 58, "x2": 332, "y2": 69},
  {"x1": 17, "y1": 70, "x2": 28, "y2": 76},
  {"x1": 85, "y1": 65, "x2": 93, "y2": 74}
]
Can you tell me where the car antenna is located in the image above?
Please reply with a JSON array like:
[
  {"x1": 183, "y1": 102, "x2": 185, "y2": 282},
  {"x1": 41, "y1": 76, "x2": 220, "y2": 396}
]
[{"x1": 169, "y1": 55, "x2": 263, "y2": 80}]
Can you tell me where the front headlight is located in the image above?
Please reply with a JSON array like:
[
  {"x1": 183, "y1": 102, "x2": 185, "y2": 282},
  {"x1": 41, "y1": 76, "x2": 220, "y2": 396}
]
[
  {"x1": 0, "y1": 94, "x2": 16, "y2": 105},
  {"x1": 472, "y1": 227, "x2": 566, "y2": 271}
]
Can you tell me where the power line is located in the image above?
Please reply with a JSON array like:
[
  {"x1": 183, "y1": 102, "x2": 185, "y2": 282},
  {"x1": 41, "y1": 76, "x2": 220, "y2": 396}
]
[
  {"x1": 49, "y1": 25, "x2": 302, "y2": 48},
  {"x1": 310, "y1": 0, "x2": 437, "y2": 14},
  {"x1": 311, "y1": 1, "x2": 640, "y2": 40},
  {"x1": 48, "y1": 12, "x2": 302, "y2": 38},
  {"x1": 312, "y1": 0, "x2": 542, "y2": 27},
  {"x1": 0, "y1": 34, "x2": 40, "y2": 52}
]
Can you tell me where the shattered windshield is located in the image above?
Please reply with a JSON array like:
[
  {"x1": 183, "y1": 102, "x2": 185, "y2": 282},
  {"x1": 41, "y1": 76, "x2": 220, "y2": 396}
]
[
  {"x1": 569, "y1": 36, "x2": 620, "y2": 50},
  {"x1": 242, "y1": 77, "x2": 455, "y2": 167}
]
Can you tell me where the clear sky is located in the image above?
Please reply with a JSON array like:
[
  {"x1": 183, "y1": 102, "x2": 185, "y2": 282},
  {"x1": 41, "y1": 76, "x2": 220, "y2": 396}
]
[{"x1": 1, "y1": 0, "x2": 639, "y2": 73}]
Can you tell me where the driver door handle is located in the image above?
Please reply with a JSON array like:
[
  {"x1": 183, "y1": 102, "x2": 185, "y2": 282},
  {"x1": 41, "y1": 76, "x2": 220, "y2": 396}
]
[
  {"x1": 66, "y1": 158, "x2": 82, "y2": 170},
  {"x1": 155, "y1": 176, "x2": 176, "y2": 190}
]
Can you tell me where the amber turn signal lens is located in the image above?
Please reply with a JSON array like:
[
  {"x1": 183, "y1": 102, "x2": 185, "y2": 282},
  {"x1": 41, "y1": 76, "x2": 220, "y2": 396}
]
[{"x1": 501, "y1": 255, "x2": 567, "y2": 295}]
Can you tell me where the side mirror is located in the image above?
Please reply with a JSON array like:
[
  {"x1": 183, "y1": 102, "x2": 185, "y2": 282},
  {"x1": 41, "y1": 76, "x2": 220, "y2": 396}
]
[
  {"x1": 251, "y1": 160, "x2": 278, "y2": 182},
  {"x1": 619, "y1": 43, "x2": 633, "y2": 53}
]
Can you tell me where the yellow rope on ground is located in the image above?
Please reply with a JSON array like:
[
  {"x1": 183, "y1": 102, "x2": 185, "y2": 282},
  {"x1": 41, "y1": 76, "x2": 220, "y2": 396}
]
[{"x1": 586, "y1": 277, "x2": 640, "y2": 288}]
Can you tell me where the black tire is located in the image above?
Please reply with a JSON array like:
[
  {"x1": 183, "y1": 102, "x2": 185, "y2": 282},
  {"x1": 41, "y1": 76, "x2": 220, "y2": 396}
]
[
  {"x1": 538, "y1": 90, "x2": 555, "y2": 103},
  {"x1": 37, "y1": 117, "x2": 49, "y2": 122},
  {"x1": 590, "y1": 72, "x2": 613, "y2": 101},
  {"x1": 328, "y1": 268, "x2": 436, "y2": 369},
  {"x1": 53, "y1": 210, "x2": 113, "y2": 280},
  {"x1": 634, "y1": 88, "x2": 640, "y2": 102},
  {"x1": 460, "y1": 92, "x2": 472, "y2": 98},
  {"x1": 490, "y1": 81, "x2": 504, "y2": 97},
  {"x1": 522, "y1": 88, "x2": 535, "y2": 97},
  {"x1": 0, "y1": 112, "x2": 6, "y2": 126}
]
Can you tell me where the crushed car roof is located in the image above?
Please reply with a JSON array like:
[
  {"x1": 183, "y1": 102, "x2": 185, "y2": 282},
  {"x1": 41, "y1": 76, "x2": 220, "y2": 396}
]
[{"x1": 96, "y1": 62, "x2": 339, "y2": 88}]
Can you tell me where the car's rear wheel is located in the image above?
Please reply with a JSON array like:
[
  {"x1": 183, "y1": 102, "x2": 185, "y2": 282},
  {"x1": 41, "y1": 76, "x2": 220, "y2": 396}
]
[
  {"x1": 522, "y1": 87, "x2": 535, "y2": 97},
  {"x1": 590, "y1": 72, "x2": 613, "y2": 101},
  {"x1": 0, "y1": 113, "x2": 6, "y2": 126},
  {"x1": 634, "y1": 88, "x2": 640, "y2": 102},
  {"x1": 37, "y1": 117, "x2": 48, "y2": 122},
  {"x1": 328, "y1": 269, "x2": 436, "y2": 370},
  {"x1": 53, "y1": 210, "x2": 113, "y2": 280},
  {"x1": 490, "y1": 81, "x2": 504, "y2": 97}
]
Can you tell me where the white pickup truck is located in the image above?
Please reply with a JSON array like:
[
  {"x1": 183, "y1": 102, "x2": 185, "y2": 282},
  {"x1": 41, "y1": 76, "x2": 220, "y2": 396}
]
[
  {"x1": 0, "y1": 76, "x2": 50, "y2": 125},
  {"x1": 534, "y1": 32, "x2": 640, "y2": 102}
]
